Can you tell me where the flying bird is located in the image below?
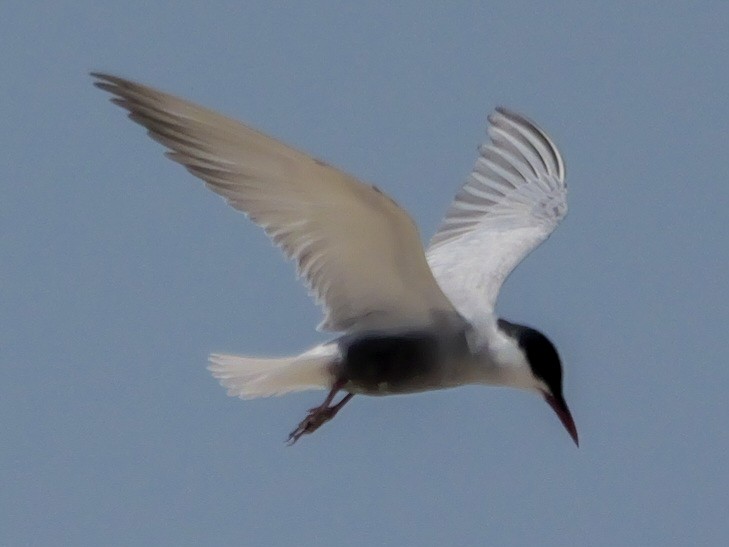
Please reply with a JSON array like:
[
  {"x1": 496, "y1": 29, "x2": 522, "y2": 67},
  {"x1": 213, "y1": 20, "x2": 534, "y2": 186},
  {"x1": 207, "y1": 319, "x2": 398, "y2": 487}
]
[{"x1": 92, "y1": 73, "x2": 577, "y2": 446}]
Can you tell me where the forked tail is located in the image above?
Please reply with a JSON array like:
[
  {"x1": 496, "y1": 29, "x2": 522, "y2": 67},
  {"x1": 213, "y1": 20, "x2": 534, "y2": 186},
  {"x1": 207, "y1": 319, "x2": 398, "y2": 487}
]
[{"x1": 207, "y1": 344, "x2": 338, "y2": 399}]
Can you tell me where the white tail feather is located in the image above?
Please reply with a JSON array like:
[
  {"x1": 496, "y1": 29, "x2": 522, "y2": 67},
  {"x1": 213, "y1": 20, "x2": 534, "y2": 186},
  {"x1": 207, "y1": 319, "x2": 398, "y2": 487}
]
[{"x1": 208, "y1": 344, "x2": 337, "y2": 399}]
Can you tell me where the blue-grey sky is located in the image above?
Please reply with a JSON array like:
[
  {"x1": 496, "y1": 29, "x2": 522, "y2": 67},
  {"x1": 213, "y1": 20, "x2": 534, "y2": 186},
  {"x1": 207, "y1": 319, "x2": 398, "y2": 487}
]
[{"x1": 3, "y1": 2, "x2": 729, "y2": 545}]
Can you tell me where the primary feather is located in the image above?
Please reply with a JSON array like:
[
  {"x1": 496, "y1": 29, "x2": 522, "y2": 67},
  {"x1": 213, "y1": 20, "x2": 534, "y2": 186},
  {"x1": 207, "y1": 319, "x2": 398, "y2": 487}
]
[
  {"x1": 427, "y1": 108, "x2": 567, "y2": 329},
  {"x1": 92, "y1": 73, "x2": 457, "y2": 333}
]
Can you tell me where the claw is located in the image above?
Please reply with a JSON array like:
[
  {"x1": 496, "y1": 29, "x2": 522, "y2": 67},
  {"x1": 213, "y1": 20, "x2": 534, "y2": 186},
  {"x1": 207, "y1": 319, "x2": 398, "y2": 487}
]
[
  {"x1": 286, "y1": 391, "x2": 354, "y2": 445},
  {"x1": 287, "y1": 406, "x2": 336, "y2": 445}
]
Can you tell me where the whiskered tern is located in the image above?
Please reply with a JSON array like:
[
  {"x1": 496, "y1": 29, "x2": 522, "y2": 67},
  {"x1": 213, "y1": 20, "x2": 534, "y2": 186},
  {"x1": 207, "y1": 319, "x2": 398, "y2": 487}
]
[{"x1": 93, "y1": 73, "x2": 577, "y2": 446}]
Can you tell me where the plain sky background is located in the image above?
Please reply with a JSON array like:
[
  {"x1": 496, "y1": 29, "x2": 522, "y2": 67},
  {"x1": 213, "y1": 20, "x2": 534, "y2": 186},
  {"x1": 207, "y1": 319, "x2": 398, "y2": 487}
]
[{"x1": 3, "y1": 2, "x2": 729, "y2": 545}]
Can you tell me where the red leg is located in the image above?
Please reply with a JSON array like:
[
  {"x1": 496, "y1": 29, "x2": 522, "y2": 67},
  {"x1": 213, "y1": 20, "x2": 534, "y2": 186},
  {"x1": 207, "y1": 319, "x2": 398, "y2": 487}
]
[{"x1": 287, "y1": 380, "x2": 353, "y2": 445}]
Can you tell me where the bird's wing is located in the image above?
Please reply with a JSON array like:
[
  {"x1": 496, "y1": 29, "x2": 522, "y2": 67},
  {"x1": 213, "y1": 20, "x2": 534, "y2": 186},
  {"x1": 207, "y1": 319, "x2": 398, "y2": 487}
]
[
  {"x1": 93, "y1": 73, "x2": 458, "y2": 332},
  {"x1": 426, "y1": 108, "x2": 566, "y2": 326}
]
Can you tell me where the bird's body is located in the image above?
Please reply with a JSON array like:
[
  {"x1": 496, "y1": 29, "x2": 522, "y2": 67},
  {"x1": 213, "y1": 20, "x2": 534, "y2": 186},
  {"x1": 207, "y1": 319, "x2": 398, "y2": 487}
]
[
  {"x1": 334, "y1": 317, "x2": 539, "y2": 396},
  {"x1": 93, "y1": 73, "x2": 578, "y2": 445}
]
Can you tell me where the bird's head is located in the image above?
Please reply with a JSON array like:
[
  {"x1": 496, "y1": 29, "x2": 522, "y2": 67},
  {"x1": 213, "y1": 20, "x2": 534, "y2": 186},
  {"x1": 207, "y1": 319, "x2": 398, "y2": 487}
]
[{"x1": 497, "y1": 319, "x2": 578, "y2": 446}]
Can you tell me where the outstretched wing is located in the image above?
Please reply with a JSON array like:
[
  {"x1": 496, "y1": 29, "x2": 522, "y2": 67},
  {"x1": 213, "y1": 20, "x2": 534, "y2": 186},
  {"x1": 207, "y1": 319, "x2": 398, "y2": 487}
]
[
  {"x1": 93, "y1": 73, "x2": 457, "y2": 332},
  {"x1": 426, "y1": 108, "x2": 567, "y2": 326}
]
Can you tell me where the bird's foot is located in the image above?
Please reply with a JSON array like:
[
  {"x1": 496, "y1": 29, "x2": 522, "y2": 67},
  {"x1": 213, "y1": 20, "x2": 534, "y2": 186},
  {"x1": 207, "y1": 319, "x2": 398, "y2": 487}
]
[
  {"x1": 286, "y1": 392, "x2": 354, "y2": 445},
  {"x1": 287, "y1": 406, "x2": 337, "y2": 445}
]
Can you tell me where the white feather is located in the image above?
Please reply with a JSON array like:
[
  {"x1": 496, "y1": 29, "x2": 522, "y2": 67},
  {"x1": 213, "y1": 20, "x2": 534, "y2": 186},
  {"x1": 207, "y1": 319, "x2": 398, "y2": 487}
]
[
  {"x1": 92, "y1": 73, "x2": 458, "y2": 333},
  {"x1": 427, "y1": 108, "x2": 567, "y2": 328},
  {"x1": 207, "y1": 344, "x2": 338, "y2": 399}
]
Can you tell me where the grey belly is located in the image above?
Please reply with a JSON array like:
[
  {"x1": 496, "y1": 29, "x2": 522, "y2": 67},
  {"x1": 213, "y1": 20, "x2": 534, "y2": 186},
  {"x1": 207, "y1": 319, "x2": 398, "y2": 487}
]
[{"x1": 335, "y1": 330, "x2": 467, "y2": 395}]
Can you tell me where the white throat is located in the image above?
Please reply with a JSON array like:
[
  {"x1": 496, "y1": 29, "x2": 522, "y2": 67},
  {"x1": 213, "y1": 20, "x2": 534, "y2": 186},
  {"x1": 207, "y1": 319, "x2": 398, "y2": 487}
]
[{"x1": 468, "y1": 323, "x2": 536, "y2": 390}]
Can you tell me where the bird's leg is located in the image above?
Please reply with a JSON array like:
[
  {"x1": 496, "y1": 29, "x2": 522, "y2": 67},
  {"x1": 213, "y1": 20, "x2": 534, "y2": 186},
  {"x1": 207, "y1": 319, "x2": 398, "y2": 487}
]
[{"x1": 287, "y1": 379, "x2": 354, "y2": 445}]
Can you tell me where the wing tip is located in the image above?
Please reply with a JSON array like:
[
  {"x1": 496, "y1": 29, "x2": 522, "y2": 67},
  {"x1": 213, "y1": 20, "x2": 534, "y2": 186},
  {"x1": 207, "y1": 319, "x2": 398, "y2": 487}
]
[
  {"x1": 489, "y1": 106, "x2": 565, "y2": 181},
  {"x1": 90, "y1": 71, "x2": 125, "y2": 90}
]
